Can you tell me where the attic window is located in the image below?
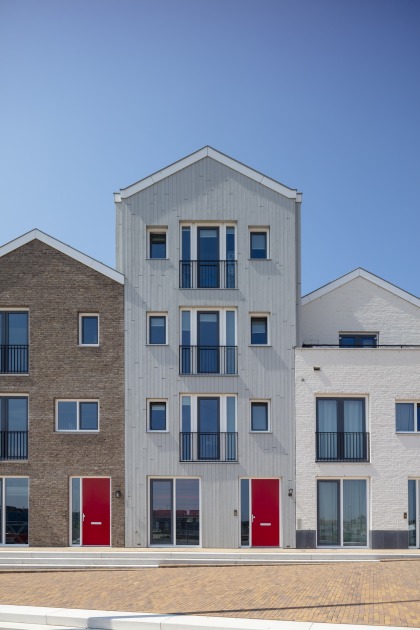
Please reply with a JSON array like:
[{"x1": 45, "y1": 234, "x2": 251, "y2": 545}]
[{"x1": 339, "y1": 333, "x2": 378, "y2": 348}]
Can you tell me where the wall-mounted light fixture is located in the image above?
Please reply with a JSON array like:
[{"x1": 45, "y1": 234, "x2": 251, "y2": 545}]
[
  {"x1": 313, "y1": 366, "x2": 321, "y2": 371},
  {"x1": 115, "y1": 490, "x2": 122, "y2": 498},
  {"x1": 288, "y1": 488, "x2": 293, "y2": 497}
]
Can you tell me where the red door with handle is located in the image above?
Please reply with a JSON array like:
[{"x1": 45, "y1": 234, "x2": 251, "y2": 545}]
[
  {"x1": 251, "y1": 479, "x2": 280, "y2": 546},
  {"x1": 82, "y1": 478, "x2": 111, "y2": 546}
]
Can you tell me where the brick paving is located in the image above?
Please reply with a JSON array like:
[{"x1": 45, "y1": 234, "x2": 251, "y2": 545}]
[{"x1": 0, "y1": 561, "x2": 420, "y2": 627}]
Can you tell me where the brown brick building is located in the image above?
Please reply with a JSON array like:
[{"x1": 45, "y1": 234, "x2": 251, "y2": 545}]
[{"x1": 0, "y1": 230, "x2": 125, "y2": 547}]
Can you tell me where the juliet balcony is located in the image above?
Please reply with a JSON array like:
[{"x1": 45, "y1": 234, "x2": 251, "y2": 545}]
[
  {"x1": 179, "y1": 345, "x2": 238, "y2": 375},
  {"x1": 0, "y1": 431, "x2": 28, "y2": 461},
  {"x1": 316, "y1": 432, "x2": 370, "y2": 463},
  {"x1": 179, "y1": 260, "x2": 237, "y2": 289},
  {"x1": 0, "y1": 345, "x2": 29, "y2": 374},
  {"x1": 179, "y1": 432, "x2": 238, "y2": 462}
]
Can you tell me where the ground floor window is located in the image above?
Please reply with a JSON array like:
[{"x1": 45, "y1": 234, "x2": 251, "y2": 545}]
[
  {"x1": 150, "y1": 478, "x2": 199, "y2": 546},
  {"x1": 317, "y1": 479, "x2": 367, "y2": 547},
  {"x1": 0, "y1": 477, "x2": 28, "y2": 545}
]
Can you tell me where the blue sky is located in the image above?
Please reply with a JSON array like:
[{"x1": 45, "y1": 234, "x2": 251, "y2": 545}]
[{"x1": 1, "y1": 0, "x2": 419, "y2": 295}]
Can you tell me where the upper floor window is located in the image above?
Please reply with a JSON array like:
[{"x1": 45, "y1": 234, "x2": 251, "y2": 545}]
[
  {"x1": 339, "y1": 333, "x2": 378, "y2": 348},
  {"x1": 180, "y1": 224, "x2": 236, "y2": 289},
  {"x1": 396, "y1": 402, "x2": 420, "y2": 433},
  {"x1": 316, "y1": 397, "x2": 369, "y2": 462},
  {"x1": 0, "y1": 396, "x2": 28, "y2": 460},
  {"x1": 79, "y1": 314, "x2": 99, "y2": 346},
  {"x1": 148, "y1": 313, "x2": 167, "y2": 345},
  {"x1": 249, "y1": 228, "x2": 269, "y2": 259},
  {"x1": 148, "y1": 400, "x2": 167, "y2": 431},
  {"x1": 148, "y1": 229, "x2": 167, "y2": 259},
  {"x1": 0, "y1": 311, "x2": 28, "y2": 374},
  {"x1": 56, "y1": 400, "x2": 99, "y2": 432},
  {"x1": 250, "y1": 315, "x2": 268, "y2": 345},
  {"x1": 251, "y1": 401, "x2": 270, "y2": 432}
]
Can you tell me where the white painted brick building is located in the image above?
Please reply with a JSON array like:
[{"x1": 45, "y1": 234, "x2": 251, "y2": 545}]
[{"x1": 296, "y1": 269, "x2": 420, "y2": 548}]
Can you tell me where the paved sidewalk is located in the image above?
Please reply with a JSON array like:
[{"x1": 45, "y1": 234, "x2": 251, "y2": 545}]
[{"x1": 0, "y1": 561, "x2": 420, "y2": 627}]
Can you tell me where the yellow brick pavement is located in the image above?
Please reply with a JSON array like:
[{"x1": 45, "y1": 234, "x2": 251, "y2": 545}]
[{"x1": 0, "y1": 561, "x2": 420, "y2": 627}]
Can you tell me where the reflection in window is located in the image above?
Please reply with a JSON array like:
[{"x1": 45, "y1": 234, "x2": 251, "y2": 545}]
[
  {"x1": 150, "y1": 478, "x2": 199, "y2": 546},
  {"x1": 1, "y1": 478, "x2": 29, "y2": 545}
]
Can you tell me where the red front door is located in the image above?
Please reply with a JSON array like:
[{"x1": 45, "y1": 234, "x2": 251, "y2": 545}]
[
  {"x1": 251, "y1": 479, "x2": 280, "y2": 546},
  {"x1": 82, "y1": 478, "x2": 111, "y2": 546}
]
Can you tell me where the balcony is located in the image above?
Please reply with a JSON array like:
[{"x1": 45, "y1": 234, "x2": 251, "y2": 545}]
[
  {"x1": 180, "y1": 432, "x2": 238, "y2": 462},
  {"x1": 316, "y1": 432, "x2": 370, "y2": 462},
  {"x1": 179, "y1": 346, "x2": 237, "y2": 375},
  {"x1": 179, "y1": 260, "x2": 237, "y2": 289},
  {"x1": 0, "y1": 345, "x2": 29, "y2": 374},
  {"x1": 0, "y1": 431, "x2": 28, "y2": 460}
]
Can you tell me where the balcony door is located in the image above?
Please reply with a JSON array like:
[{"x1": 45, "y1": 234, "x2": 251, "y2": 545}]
[
  {"x1": 197, "y1": 397, "x2": 220, "y2": 460},
  {"x1": 317, "y1": 398, "x2": 367, "y2": 461},
  {"x1": 198, "y1": 227, "x2": 219, "y2": 288},
  {"x1": 0, "y1": 397, "x2": 28, "y2": 461},
  {"x1": 0, "y1": 312, "x2": 28, "y2": 374},
  {"x1": 317, "y1": 479, "x2": 367, "y2": 547},
  {"x1": 197, "y1": 312, "x2": 219, "y2": 374}
]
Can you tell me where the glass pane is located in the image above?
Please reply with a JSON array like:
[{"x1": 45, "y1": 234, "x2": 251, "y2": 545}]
[
  {"x1": 226, "y1": 397, "x2": 236, "y2": 461},
  {"x1": 5, "y1": 478, "x2": 28, "y2": 544},
  {"x1": 198, "y1": 398, "x2": 219, "y2": 460},
  {"x1": 182, "y1": 227, "x2": 191, "y2": 260},
  {"x1": 151, "y1": 479, "x2": 172, "y2": 545},
  {"x1": 240, "y1": 479, "x2": 250, "y2": 546},
  {"x1": 198, "y1": 313, "x2": 219, "y2": 373},
  {"x1": 396, "y1": 403, "x2": 414, "y2": 432},
  {"x1": 149, "y1": 316, "x2": 166, "y2": 344},
  {"x1": 0, "y1": 480, "x2": 2, "y2": 544},
  {"x1": 226, "y1": 311, "x2": 236, "y2": 374},
  {"x1": 250, "y1": 232, "x2": 267, "y2": 259},
  {"x1": 198, "y1": 228, "x2": 219, "y2": 287},
  {"x1": 150, "y1": 233, "x2": 166, "y2": 259},
  {"x1": 181, "y1": 397, "x2": 191, "y2": 461},
  {"x1": 339, "y1": 336, "x2": 356, "y2": 347},
  {"x1": 7, "y1": 398, "x2": 28, "y2": 431},
  {"x1": 7, "y1": 313, "x2": 28, "y2": 345},
  {"x1": 6, "y1": 313, "x2": 28, "y2": 372},
  {"x1": 317, "y1": 399, "x2": 338, "y2": 460},
  {"x1": 181, "y1": 311, "x2": 191, "y2": 374},
  {"x1": 408, "y1": 480, "x2": 417, "y2": 547},
  {"x1": 360, "y1": 336, "x2": 376, "y2": 347},
  {"x1": 417, "y1": 404, "x2": 420, "y2": 432},
  {"x1": 150, "y1": 402, "x2": 166, "y2": 431},
  {"x1": 343, "y1": 400, "x2": 364, "y2": 432},
  {"x1": 80, "y1": 402, "x2": 98, "y2": 430},
  {"x1": 343, "y1": 480, "x2": 367, "y2": 546},
  {"x1": 251, "y1": 403, "x2": 268, "y2": 431},
  {"x1": 71, "y1": 478, "x2": 81, "y2": 545},
  {"x1": 226, "y1": 227, "x2": 236, "y2": 288},
  {"x1": 251, "y1": 318, "x2": 267, "y2": 344},
  {"x1": 181, "y1": 227, "x2": 191, "y2": 288},
  {"x1": 318, "y1": 480, "x2": 339, "y2": 545},
  {"x1": 57, "y1": 401, "x2": 77, "y2": 431},
  {"x1": 82, "y1": 316, "x2": 98, "y2": 345},
  {"x1": 176, "y1": 479, "x2": 199, "y2": 545}
]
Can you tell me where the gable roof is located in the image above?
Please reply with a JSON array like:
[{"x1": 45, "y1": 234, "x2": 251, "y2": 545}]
[
  {"x1": 302, "y1": 268, "x2": 420, "y2": 308},
  {"x1": 114, "y1": 146, "x2": 302, "y2": 201},
  {"x1": 0, "y1": 229, "x2": 124, "y2": 284}
]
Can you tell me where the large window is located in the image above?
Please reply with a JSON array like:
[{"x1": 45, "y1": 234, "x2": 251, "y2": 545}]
[
  {"x1": 0, "y1": 311, "x2": 28, "y2": 374},
  {"x1": 180, "y1": 224, "x2": 236, "y2": 289},
  {"x1": 317, "y1": 479, "x2": 367, "y2": 547},
  {"x1": 316, "y1": 398, "x2": 368, "y2": 462},
  {"x1": 0, "y1": 397, "x2": 28, "y2": 460},
  {"x1": 150, "y1": 478, "x2": 200, "y2": 546},
  {"x1": 396, "y1": 402, "x2": 420, "y2": 433},
  {"x1": 56, "y1": 400, "x2": 99, "y2": 432},
  {"x1": 180, "y1": 395, "x2": 237, "y2": 462},
  {"x1": 0, "y1": 478, "x2": 29, "y2": 545}
]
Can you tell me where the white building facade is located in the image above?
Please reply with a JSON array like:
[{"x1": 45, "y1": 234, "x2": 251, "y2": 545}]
[
  {"x1": 296, "y1": 269, "x2": 420, "y2": 548},
  {"x1": 115, "y1": 147, "x2": 301, "y2": 548}
]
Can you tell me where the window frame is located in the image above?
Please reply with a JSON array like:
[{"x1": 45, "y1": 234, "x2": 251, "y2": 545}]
[
  {"x1": 147, "y1": 399, "x2": 168, "y2": 432},
  {"x1": 147, "y1": 313, "x2": 168, "y2": 345},
  {"x1": 149, "y1": 477, "x2": 201, "y2": 547},
  {"x1": 250, "y1": 314, "x2": 269, "y2": 346},
  {"x1": 339, "y1": 333, "x2": 378, "y2": 348},
  {"x1": 0, "y1": 477, "x2": 29, "y2": 545},
  {"x1": 396, "y1": 401, "x2": 420, "y2": 433},
  {"x1": 148, "y1": 228, "x2": 168, "y2": 260},
  {"x1": 249, "y1": 228, "x2": 269, "y2": 260},
  {"x1": 250, "y1": 400, "x2": 270, "y2": 432},
  {"x1": 56, "y1": 399, "x2": 100, "y2": 433},
  {"x1": 0, "y1": 309, "x2": 29, "y2": 374},
  {"x1": 79, "y1": 314, "x2": 100, "y2": 347}
]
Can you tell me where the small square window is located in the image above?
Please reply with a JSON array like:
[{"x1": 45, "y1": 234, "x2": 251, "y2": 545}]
[
  {"x1": 251, "y1": 316, "x2": 268, "y2": 345},
  {"x1": 250, "y1": 231, "x2": 268, "y2": 259},
  {"x1": 149, "y1": 232, "x2": 167, "y2": 259},
  {"x1": 57, "y1": 400, "x2": 99, "y2": 432},
  {"x1": 79, "y1": 314, "x2": 99, "y2": 346},
  {"x1": 251, "y1": 401, "x2": 269, "y2": 432},
  {"x1": 148, "y1": 315, "x2": 167, "y2": 344},
  {"x1": 149, "y1": 401, "x2": 167, "y2": 431}
]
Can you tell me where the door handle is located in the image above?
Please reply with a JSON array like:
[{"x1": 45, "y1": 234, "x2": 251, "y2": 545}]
[
  {"x1": 251, "y1": 514, "x2": 256, "y2": 522},
  {"x1": 82, "y1": 513, "x2": 85, "y2": 521}
]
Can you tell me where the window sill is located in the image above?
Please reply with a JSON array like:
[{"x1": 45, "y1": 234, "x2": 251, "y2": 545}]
[
  {"x1": 147, "y1": 430, "x2": 169, "y2": 433},
  {"x1": 249, "y1": 344, "x2": 272, "y2": 348},
  {"x1": 396, "y1": 431, "x2": 420, "y2": 435},
  {"x1": 146, "y1": 343, "x2": 169, "y2": 347},
  {"x1": 79, "y1": 344, "x2": 100, "y2": 348},
  {"x1": 250, "y1": 430, "x2": 272, "y2": 434},
  {"x1": 249, "y1": 258, "x2": 271, "y2": 261},
  {"x1": 146, "y1": 257, "x2": 169, "y2": 261},
  {"x1": 56, "y1": 430, "x2": 99, "y2": 434}
]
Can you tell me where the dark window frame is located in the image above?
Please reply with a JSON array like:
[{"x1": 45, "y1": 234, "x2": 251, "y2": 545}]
[
  {"x1": 149, "y1": 231, "x2": 167, "y2": 259},
  {"x1": 149, "y1": 401, "x2": 167, "y2": 432},
  {"x1": 250, "y1": 316, "x2": 268, "y2": 345},
  {"x1": 339, "y1": 334, "x2": 378, "y2": 348},
  {"x1": 251, "y1": 401, "x2": 269, "y2": 432},
  {"x1": 249, "y1": 230, "x2": 268, "y2": 259}
]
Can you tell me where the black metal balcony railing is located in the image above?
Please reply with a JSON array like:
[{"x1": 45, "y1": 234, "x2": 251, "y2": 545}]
[
  {"x1": 316, "y1": 432, "x2": 370, "y2": 462},
  {"x1": 0, "y1": 431, "x2": 28, "y2": 460},
  {"x1": 179, "y1": 346, "x2": 237, "y2": 375},
  {"x1": 180, "y1": 432, "x2": 238, "y2": 462},
  {"x1": 180, "y1": 260, "x2": 237, "y2": 289},
  {"x1": 0, "y1": 345, "x2": 29, "y2": 374}
]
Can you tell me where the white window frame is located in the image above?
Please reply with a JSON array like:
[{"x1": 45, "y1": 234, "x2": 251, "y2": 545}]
[
  {"x1": 180, "y1": 223, "x2": 236, "y2": 261},
  {"x1": 250, "y1": 399, "x2": 271, "y2": 432},
  {"x1": 249, "y1": 227, "x2": 270, "y2": 260},
  {"x1": 0, "y1": 476, "x2": 29, "y2": 546},
  {"x1": 396, "y1": 401, "x2": 420, "y2": 433},
  {"x1": 79, "y1": 313, "x2": 100, "y2": 347},
  {"x1": 180, "y1": 394, "x2": 237, "y2": 433},
  {"x1": 180, "y1": 308, "x2": 237, "y2": 346},
  {"x1": 56, "y1": 399, "x2": 100, "y2": 433},
  {"x1": 250, "y1": 313, "x2": 270, "y2": 346},
  {"x1": 147, "y1": 399, "x2": 168, "y2": 432},
  {"x1": 147, "y1": 227, "x2": 168, "y2": 260},
  {"x1": 147, "y1": 312, "x2": 168, "y2": 345}
]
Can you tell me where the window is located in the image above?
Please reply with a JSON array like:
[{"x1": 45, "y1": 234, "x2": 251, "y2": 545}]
[
  {"x1": 316, "y1": 398, "x2": 368, "y2": 462},
  {"x1": 180, "y1": 224, "x2": 236, "y2": 289},
  {"x1": 0, "y1": 477, "x2": 29, "y2": 544},
  {"x1": 56, "y1": 400, "x2": 99, "y2": 432},
  {"x1": 180, "y1": 395, "x2": 237, "y2": 462},
  {"x1": 339, "y1": 334, "x2": 377, "y2": 347},
  {"x1": 0, "y1": 397, "x2": 28, "y2": 460},
  {"x1": 251, "y1": 401, "x2": 269, "y2": 432},
  {"x1": 0, "y1": 311, "x2": 29, "y2": 374},
  {"x1": 150, "y1": 478, "x2": 200, "y2": 546},
  {"x1": 79, "y1": 314, "x2": 99, "y2": 346},
  {"x1": 251, "y1": 316, "x2": 268, "y2": 345},
  {"x1": 249, "y1": 229, "x2": 268, "y2": 259},
  {"x1": 408, "y1": 479, "x2": 418, "y2": 547},
  {"x1": 149, "y1": 230, "x2": 167, "y2": 259},
  {"x1": 396, "y1": 402, "x2": 420, "y2": 432},
  {"x1": 148, "y1": 401, "x2": 167, "y2": 431},
  {"x1": 148, "y1": 314, "x2": 167, "y2": 345},
  {"x1": 317, "y1": 479, "x2": 367, "y2": 547}
]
